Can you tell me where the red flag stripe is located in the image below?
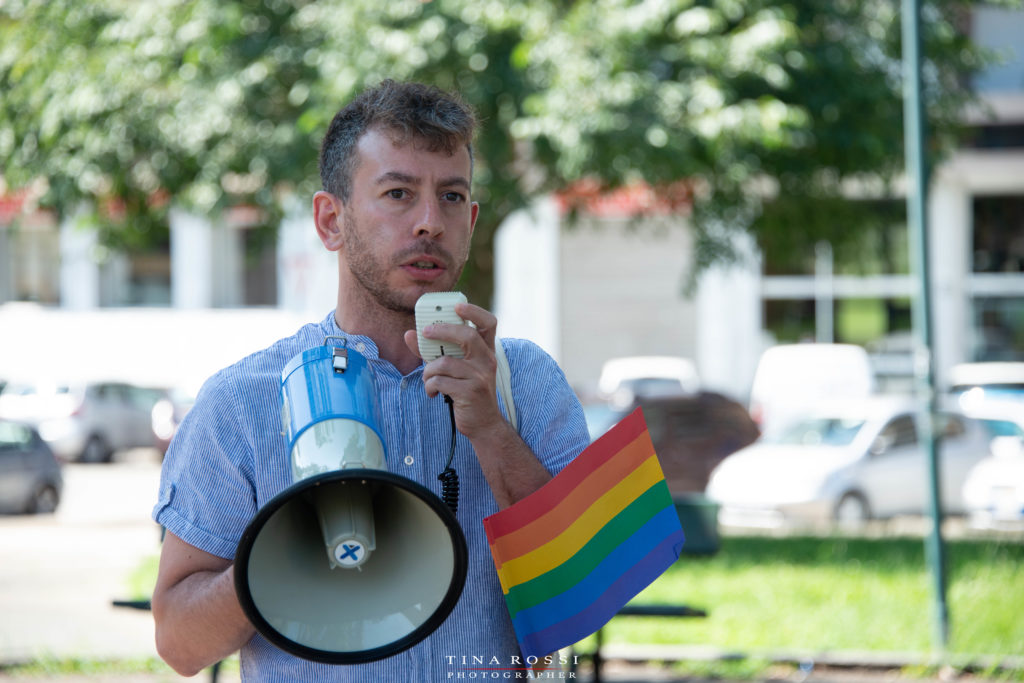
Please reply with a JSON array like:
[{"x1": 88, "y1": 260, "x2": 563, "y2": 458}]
[
  {"x1": 483, "y1": 407, "x2": 648, "y2": 542},
  {"x1": 487, "y1": 440, "x2": 656, "y2": 568}
]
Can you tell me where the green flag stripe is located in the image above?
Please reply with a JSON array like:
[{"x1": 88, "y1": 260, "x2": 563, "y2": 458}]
[{"x1": 504, "y1": 480, "x2": 673, "y2": 619}]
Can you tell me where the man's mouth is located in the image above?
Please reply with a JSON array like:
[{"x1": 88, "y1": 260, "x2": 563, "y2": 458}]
[{"x1": 400, "y1": 254, "x2": 448, "y2": 281}]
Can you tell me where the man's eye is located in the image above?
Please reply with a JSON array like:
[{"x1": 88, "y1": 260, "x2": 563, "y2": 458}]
[
  {"x1": 442, "y1": 192, "x2": 465, "y2": 203},
  {"x1": 386, "y1": 189, "x2": 407, "y2": 200}
]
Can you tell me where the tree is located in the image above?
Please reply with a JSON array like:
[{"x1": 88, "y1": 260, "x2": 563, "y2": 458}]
[
  {"x1": 0, "y1": 0, "x2": 995, "y2": 305},
  {"x1": 513, "y1": 0, "x2": 990, "y2": 275}
]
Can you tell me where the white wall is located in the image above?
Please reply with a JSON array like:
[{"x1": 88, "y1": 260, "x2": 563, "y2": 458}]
[
  {"x1": 493, "y1": 198, "x2": 561, "y2": 361},
  {"x1": 557, "y1": 216, "x2": 698, "y2": 396},
  {"x1": 170, "y1": 208, "x2": 252, "y2": 309},
  {"x1": 277, "y1": 199, "x2": 338, "y2": 317},
  {"x1": 695, "y1": 230, "x2": 764, "y2": 401},
  {"x1": 0, "y1": 304, "x2": 308, "y2": 394},
  {"x1": 928, "y1": 166, "x2": 972, "y2": 389},
  {"x1": 59, "y1": 210, "x2": 100, "y2": 310},
  {"x1": 170, "y1": 208, "x2": 215, "y2": 309}
]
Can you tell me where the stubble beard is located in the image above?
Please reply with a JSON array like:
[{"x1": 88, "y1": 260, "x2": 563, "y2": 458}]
[{"x1": 342, "y1": 208, "x2": 467, "y2": 316}]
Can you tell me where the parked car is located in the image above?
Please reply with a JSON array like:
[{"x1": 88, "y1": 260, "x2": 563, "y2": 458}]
[
  {"x1": 0, "y1": 380, "x2": 168, "y2": 463},
  {"x1": 957, "y1": 397, "x2": 1024, "y2": 527},
  {"x1": 748, "y1": 343, "x2": 876, "y2": 439},
  {"x1": 582, "y1": 392, "x2": 759, "y2": 494},
  {"x1": 956, "y1": 394, "x2": 1024, "y2": 440},
  {"x1": 151, "y1": 387, "x2": 195, "y2": 456},
  {"x1": 706, "y1": 395, "x2": 994, "y2": 528},
  {"x1": 949, "y1": 361, "x2": 1024, "y2": 403},
  {"x1": 597, "y1": 356, "x2": 700, "y2": 407},
  {"x1": 0, "y1": 419, "x2": 62, "y2": 514},
  {"x1": 962, "y1": 436, "x2": 1024, "y2": 528}
]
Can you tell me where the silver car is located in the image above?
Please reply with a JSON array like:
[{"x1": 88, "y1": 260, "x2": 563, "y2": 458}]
[
  {"x1": 706, "y1": 396, "x2": 994, "y2": 528},
  {"x1": 0, "y1": 419, "x2": 62, "y2": 514},
  {"x1": 0, "y1": 381, "x2": 166, "y2": 463},
  {"x1": 958, "y1": 397, "x2": 1024, "y2": 527}
]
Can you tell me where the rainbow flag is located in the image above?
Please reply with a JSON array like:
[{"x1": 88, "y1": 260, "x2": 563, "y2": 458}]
[{"x1": 483, "y1": 407, "x2": 686, "y2": 660}]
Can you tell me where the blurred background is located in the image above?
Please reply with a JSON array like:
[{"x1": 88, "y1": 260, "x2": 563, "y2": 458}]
[{"x1": 1, "y1": 0, "x2": 1022, "y2": 680}]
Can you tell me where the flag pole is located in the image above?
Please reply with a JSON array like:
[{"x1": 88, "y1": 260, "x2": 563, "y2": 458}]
[{"x1": 902, "y1": 0, "x2": 950, "y2": 650}]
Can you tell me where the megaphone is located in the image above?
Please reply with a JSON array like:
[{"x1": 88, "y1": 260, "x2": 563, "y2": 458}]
[{"x1": 234, "y1": 338, "x2": 468, "y2": 664}]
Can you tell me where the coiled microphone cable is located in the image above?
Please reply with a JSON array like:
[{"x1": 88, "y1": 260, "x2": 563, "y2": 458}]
[{"x1": 438, "y1": 394, "x2": 459, "y2": 513}]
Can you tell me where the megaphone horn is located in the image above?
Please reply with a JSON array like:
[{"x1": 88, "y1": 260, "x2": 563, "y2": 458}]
[{"x1": 234, "y1": 339, "x2": 468, "y2": 664}]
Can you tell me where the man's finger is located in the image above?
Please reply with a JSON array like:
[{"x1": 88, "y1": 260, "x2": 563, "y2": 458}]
[
  {"x1": 454, "y1": 303, "x2": 497, "y2": 344},
  {"x1": 422, "y1": 320, "x2": 491, "y2": 359}
]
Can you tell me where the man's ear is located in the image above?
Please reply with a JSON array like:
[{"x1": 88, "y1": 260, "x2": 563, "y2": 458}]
[
  {"x1": 469, "y1": 201, "x2": 479, "y2": 238},
  {"x1": 313, "y1": 191, "x2": 345, "y2": 251}
]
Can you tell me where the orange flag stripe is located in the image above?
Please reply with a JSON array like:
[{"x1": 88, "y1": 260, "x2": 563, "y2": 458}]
[
  {"x1": 484, "y1": 409, "x2": 649, "y2": 540},
  {"x1": 488, "y1": 432, "x2": 654, "y2": 569}
]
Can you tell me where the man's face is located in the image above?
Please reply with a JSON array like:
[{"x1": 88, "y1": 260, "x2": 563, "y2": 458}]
[{"x1": 339, "y1": 127, "x2": 478, "y2": 315}]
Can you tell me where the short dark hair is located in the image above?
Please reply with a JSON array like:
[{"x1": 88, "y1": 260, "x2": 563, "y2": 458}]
[{"x1": 319, "y1": 80, "x2": 477, "y2": 200}]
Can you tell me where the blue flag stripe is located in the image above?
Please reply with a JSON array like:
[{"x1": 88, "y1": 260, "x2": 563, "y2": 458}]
[
  {"x1": 517, "y1": 527, "x2": 686, "y2": 660},
  {"x1": 510, "y1": 504, "x2": 684, "y2": 637}
]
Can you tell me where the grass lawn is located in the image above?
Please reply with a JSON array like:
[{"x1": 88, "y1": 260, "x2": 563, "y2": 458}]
[
  {"x1": 118, "y1": 533, "x2": 1023, "y2": 680},
  {"x1": 597, "y1": 534, "x2": 1024, "y2": 659}
]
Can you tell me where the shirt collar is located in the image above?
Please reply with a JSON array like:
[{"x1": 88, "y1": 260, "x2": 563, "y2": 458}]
[{"x1": 318, "y1": 310, "x2": 383, "y2": 361}]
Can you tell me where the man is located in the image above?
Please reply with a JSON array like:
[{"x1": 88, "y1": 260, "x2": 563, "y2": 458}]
[{"x1": 151, "y1": 80, "x2": 590, "y2": 680}]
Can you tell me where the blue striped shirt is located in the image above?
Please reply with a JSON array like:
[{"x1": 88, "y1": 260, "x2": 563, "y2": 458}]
[{"x1": 153, "y1": 311, "x2": 590, "y2": 681}]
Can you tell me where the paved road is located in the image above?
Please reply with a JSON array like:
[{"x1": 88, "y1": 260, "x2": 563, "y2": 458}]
[{"x1": 0, "y1": 451, "x2": 167, "y2": 664}]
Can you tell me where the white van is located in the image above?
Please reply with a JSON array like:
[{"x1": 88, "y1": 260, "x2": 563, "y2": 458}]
[
  {"x1": 598, "y1": 356, "x2": 700, "y2": 406},
  {"x1": 749, "y1": 343, "x2": 876, "y2": 438},
  {"x1": 949, "y1": 362, "x2": 1024, "y2": 402}
]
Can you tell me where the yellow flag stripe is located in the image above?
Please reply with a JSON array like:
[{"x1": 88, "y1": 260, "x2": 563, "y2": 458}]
[{"x1": 496, "y1": 454, "x2": 665, "y2": 593}]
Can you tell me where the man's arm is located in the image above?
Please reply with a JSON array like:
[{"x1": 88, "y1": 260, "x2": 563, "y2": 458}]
[
  {"x1": 457, "y1": 410, "x2": 553, "y2": 509},
  {"x1": 405, "y1": 303, "x2": 556, "y2": 509},
  {"x1": 151, "y1": 532, "x2": 256, "y2": 677}
]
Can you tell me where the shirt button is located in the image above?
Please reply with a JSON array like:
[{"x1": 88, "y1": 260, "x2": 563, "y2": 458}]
[
  {"x1": 404, "y1": 455, "x2": 415, "y2": 466},
  {"x1": 355, "y1": 342, "x2": 366, "y2": 353}
]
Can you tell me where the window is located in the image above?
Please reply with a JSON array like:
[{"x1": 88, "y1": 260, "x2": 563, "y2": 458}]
[
  {"x1": 877, "y1": 416, "x2": 918, "y2": 450},
  {"x1": 973, "y1": 196, "x2": 1024, "y2": 274},
  {"x1": 979, "y1": 418, "x2": 1024, "y2": 439},
  {"x1": 971, "y1": 297, "x2": 1024, "y2": 362},
  {"x1": 0, "y1": 421, "x2": 32, "y2": 448},
  {"x1": 936, "y1": 414, "x2": 967, "y2": 439},
  {"x1": 774, "y1": 418, "x2": 865, "y2": 447}
]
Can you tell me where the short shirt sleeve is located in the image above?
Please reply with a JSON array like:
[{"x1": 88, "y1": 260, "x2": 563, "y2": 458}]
[{"x1": 152, "y1": 370, "x2": 257, "y2": 559}]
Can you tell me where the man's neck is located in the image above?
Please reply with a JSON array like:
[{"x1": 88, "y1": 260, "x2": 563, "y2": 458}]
[{"x1": 333, "y1": 300, "x2": 422, "y2": 375}]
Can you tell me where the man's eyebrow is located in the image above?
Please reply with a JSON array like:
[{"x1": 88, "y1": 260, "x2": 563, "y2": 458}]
[
  {"x1": 373, "y1": 171, "x2": 470, "y2": 190},
  {"x1": 440, "y1": 176, "x2": 471, "y2": 191},
  {"x1": 374, "y1": 171, "x2": 419, "y2": 186}
]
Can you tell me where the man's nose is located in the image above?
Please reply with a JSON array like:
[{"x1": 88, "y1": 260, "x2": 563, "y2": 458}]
[{"x1": 413, "y1": 197, "x2": 445, "y2": 238}]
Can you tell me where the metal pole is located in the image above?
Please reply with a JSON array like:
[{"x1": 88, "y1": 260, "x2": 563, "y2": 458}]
[
  {"x1": 901, "y1": 0, "x2": 949, "y2": 650},
  {"x1": 815, "y1": 241, "x2": 834, "y2": 344}
]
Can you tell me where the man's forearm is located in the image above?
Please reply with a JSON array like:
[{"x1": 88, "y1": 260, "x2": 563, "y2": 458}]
[
  {"x1": 152, "y1": 542, "x2": 256, "y2": 676},
  {"x1": 469, "y1": 420, "x2": 552, "y2": 509}
]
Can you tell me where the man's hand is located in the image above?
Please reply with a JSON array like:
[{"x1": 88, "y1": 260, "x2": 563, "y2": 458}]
[
  {"x1": 403, "y1": 303, "x2": 552, "y2": 508},
  {"x1": 403, "y1": 302, "x2": 503, "y2": 440}
]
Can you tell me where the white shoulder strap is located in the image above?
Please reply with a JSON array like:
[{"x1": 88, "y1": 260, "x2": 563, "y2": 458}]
[{"x1": 494, "y1": 338, "x2": 518, "y2": 432}]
